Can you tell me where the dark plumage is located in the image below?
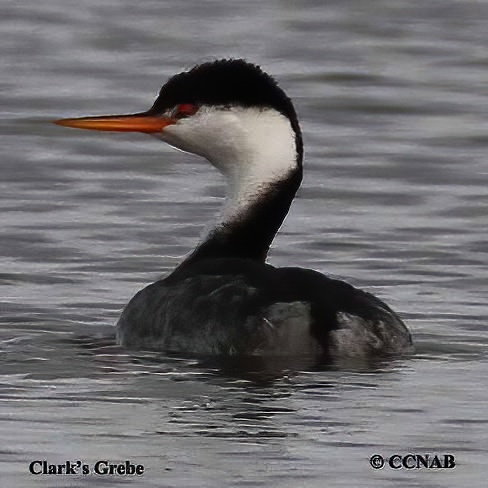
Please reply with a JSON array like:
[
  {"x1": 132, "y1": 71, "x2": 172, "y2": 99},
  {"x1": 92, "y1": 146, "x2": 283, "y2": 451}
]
[
  {"x1": 116, "y1": 61, "x2": 412, "y2": 359},
  {"x1": 117, "y1": 258, "x2": 410, "y2": 358},
  {"x1": 55, "y1": 59, "x2": 413, "y2": 360}
]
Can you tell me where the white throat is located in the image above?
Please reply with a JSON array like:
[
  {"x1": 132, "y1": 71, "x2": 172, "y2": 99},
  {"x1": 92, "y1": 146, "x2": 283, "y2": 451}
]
[{"x1": 159, "y1": 106, "x2": 298, "y2": 218}]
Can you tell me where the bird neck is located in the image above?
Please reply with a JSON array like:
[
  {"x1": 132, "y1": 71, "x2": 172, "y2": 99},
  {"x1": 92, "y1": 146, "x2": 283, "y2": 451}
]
[
  {"x1": 165, "y1": 106, "x2": 303, "y2": 271},
  {"x1": 178, "y1": 166, "x2": 302, "y2": 267}
]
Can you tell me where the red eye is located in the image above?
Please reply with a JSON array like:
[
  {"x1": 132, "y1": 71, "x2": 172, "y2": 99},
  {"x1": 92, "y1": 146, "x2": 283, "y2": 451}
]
[{"x1": 177, "y1": 103, "x2": 198, "y2": 116}]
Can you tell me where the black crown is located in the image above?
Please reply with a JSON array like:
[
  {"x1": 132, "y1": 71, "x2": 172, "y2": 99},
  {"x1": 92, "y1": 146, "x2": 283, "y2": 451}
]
[{"x1": 149, "y1": 59, "x2": 295, "y2": 121}]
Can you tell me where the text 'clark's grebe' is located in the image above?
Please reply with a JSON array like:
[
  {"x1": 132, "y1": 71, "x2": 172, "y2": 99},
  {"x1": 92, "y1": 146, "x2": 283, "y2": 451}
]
[{"x1": 55, "y1": 59, "x2": 413, "y2": 360}]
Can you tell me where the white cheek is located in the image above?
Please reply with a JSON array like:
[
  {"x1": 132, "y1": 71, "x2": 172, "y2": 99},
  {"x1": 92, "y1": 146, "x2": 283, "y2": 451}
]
[
  {"x1": 156, "y1": 107, "x2": 298, "y2": 214},
  {"x1": 156, "y1": 121, "x2": 206, "y2": 157},
  {"x1": 160, "y1": 111, "x2": 240, "y2": 166}
]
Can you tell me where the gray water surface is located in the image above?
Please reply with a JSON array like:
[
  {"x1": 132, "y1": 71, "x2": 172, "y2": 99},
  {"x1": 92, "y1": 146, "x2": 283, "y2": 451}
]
[{"x1": 1, "y1": 1, "x2": 488, "y2": 487}]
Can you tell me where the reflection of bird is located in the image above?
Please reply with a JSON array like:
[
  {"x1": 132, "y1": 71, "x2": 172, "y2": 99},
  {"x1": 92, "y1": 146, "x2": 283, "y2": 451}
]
[{"x1": 56, "y1": 59, "x2": 412, "y2": 359}]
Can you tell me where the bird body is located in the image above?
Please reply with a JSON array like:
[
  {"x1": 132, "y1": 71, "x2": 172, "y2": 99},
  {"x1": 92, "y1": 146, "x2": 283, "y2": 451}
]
[
  {"x1": 55, "y1": 59, "x2": 413, "y2": 360},
  {"x1": 117, "y1": 258, "x2": 410, "y2": 358}
]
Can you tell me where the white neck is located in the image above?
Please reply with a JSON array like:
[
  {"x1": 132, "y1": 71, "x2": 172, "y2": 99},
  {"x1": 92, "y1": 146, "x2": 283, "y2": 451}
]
[
  {"x1": 159, "y1": 106, "x2": 299, "y2": 222},
  {"x1": 159, "y1": 106, "x2": 301, "y2": 265}
]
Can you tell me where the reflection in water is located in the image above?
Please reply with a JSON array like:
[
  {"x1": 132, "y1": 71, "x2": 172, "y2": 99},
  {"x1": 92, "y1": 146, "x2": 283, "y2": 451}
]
[{"x1": 51, "y1": 333, "x2": 391, "y2": 444}]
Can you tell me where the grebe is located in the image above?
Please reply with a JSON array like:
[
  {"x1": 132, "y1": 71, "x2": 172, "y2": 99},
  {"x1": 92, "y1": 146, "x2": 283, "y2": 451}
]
[{"x1": 55, "y1": 59, "x2": 413, "y2": 359}]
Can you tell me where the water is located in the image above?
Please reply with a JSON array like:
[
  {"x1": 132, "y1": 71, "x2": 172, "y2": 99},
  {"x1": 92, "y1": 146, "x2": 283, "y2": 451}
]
[{"x1": 1, "y1": 0, "x2": 488, "y2": 486}]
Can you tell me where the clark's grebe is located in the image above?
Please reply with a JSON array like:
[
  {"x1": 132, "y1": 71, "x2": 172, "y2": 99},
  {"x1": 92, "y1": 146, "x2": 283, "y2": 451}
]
[{"x1": 55, "y1": 59, "x2": 413, "y2": 360}]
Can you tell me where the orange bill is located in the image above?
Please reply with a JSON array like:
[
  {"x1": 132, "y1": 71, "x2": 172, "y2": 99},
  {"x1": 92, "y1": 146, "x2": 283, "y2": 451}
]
[{"x1": 54, "y1": 113, "x2": 174, "y2": 133}]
